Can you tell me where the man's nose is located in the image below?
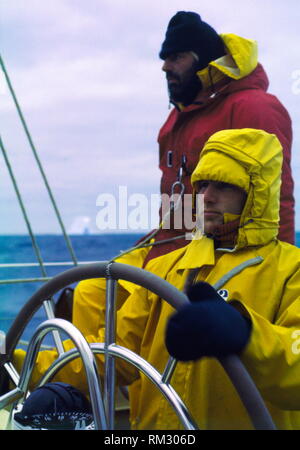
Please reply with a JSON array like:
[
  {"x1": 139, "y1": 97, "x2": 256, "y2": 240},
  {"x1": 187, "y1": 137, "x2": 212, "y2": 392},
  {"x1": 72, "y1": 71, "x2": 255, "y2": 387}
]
[{"x1": 162, "y1": 58, "x2": 172, "y2": 72}]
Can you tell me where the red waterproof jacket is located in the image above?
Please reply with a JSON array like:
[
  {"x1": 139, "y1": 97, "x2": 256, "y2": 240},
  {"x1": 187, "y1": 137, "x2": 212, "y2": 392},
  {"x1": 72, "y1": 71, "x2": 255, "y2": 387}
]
[{"x1": 142, "y1": 36, "x2": 294, "y2": 264}]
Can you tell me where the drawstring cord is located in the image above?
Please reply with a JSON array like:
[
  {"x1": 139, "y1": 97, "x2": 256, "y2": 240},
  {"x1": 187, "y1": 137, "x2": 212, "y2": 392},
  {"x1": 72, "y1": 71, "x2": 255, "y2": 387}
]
[{"x1": 108, "y1": 157, "x2": 188, "y2": 263}]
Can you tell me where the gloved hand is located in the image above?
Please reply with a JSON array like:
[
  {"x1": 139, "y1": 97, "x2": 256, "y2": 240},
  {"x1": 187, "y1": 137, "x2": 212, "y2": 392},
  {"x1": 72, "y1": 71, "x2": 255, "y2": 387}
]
[{"x1": 165, "y1": 282, "x2": 251, "y2": 361}]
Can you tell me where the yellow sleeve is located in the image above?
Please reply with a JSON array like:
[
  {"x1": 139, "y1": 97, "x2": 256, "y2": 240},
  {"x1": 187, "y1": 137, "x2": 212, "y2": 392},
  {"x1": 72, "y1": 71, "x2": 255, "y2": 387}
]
[
  {"x1": 236, "y1": 271, "x2": 300, "y2": 409},
  {"x1": 12, "y1": 284, "x2": 152, "y2": 394}
]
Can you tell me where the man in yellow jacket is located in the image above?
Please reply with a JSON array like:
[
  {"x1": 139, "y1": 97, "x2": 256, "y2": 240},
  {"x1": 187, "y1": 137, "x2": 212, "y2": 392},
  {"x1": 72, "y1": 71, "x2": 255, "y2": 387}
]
[{"x1": 13, "y1": 128, "x2": 300, "y2": 429}]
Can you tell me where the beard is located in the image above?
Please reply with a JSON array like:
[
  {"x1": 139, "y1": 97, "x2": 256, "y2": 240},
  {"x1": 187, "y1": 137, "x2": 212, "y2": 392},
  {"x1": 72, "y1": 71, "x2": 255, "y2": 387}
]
[{"x1": 166, "y1": 63, "x2": 203, "y2": 106}]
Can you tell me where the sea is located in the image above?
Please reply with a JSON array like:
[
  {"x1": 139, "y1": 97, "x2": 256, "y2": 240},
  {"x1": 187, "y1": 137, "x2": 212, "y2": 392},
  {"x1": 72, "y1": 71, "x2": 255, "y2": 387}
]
[
  {"x1": 0, "y1": 232, "x2": 300, "y2": 348},
  {"x1": 0, "y1": 233, "x2": 143, "y2": 345}
]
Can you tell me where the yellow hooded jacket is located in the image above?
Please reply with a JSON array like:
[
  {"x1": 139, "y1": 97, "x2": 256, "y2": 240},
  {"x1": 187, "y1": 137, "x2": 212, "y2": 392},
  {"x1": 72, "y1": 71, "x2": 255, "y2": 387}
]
[{"x1": 14, "y1": 129, "x2": 300, "y2": 430}]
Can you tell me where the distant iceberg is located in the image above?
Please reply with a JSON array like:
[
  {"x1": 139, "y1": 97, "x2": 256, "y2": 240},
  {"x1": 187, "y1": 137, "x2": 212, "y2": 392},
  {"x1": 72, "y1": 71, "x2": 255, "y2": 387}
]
[{"x1": 68, "y1": 216, "x2": 91, "y2": 235}]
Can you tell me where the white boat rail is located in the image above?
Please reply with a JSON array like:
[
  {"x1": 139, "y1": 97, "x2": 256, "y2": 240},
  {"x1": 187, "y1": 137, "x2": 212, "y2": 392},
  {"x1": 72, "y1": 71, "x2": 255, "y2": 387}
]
[{"x1": 0, "y1": 318, "x2": 107, "y2": 430}]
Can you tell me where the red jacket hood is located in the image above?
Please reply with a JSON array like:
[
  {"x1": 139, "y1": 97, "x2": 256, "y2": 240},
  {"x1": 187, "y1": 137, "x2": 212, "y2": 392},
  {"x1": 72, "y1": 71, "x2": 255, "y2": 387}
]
[{"x1": 175, "y1": 63, "x2": 270, "y2": 113}]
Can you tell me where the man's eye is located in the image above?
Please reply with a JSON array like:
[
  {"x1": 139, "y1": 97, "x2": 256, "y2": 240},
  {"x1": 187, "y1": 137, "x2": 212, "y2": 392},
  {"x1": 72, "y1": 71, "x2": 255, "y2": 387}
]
[
  {"x1": 197, "y1": 181, "x2": 209, "y2": 191},
  {"x1": 216, "y1": 182, "x2": 230, "y2": 190},
  {"x1": 169, "y1": 53, "x2": 184, "y2": 62}
]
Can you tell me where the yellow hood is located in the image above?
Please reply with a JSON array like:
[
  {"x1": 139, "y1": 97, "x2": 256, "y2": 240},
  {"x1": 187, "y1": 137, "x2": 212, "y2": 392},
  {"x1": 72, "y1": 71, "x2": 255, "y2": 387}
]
[
  {"x1": 197, "y1": 33, "x2": 258, "y2": 88},
  {"x1": 191, "y1": 128, "x2": 283, "y2": 248}
]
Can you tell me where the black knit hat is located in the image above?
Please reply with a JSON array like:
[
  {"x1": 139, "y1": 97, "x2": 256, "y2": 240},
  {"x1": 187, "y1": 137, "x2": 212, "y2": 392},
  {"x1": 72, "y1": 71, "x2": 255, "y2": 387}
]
[{"x1": 159, "y1": 11, "x2": 225, "y2": 70}]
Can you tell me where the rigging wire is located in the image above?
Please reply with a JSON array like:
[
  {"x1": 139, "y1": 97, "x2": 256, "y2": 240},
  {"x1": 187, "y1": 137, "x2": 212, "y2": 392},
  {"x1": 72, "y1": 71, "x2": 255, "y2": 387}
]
[
  {"x1": 0, "y1": 54, "x2": 75, "y2": 353},
  {"x1": 0, "y1": 54, "x2": 191, "y2": 272},
  {"x1": 0, "y1": 54, "x2": 78, "y2": 266},
  {"x1": 0, "y1": 136, "x2": 47, "y2": 277},
  {"x1": 0, "y1": 136, "x2": 65, "y2": 354},
  {"x1": 108, "y1": 184, "x2": 187, "y2": 263}
]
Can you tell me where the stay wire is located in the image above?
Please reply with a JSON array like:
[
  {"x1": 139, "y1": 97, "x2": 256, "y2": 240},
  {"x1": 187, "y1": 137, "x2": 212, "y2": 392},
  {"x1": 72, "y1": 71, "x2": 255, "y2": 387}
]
[
  {"x1": 108, "y1": 189, "x2": 186, "y2": 263},
  {"x1": 0, "y1": 135, "x2": 47, "y2": 277},
  {"x1": 0, "y1": 54, "x2": 78, "y2": 266}
]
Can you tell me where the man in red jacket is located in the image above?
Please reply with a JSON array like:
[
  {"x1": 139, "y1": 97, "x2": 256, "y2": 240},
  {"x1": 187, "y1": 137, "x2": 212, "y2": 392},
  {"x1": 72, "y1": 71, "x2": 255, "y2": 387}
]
[{"x1": 141, "y1": 10, "x2": 294, "y2": 265}]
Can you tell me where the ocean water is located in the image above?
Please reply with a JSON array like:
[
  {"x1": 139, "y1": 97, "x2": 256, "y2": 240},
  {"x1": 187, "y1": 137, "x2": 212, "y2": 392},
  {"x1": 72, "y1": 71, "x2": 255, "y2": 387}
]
[
  {"x1": 0, "y1": 233, "x2": 143, "y2": 343},
  {"x1": 0, "y1": 232, "x2": 300, "y2": 347}
]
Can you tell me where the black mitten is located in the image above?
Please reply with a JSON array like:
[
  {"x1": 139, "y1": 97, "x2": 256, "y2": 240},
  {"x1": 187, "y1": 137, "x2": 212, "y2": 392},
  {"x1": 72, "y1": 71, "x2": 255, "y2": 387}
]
[{"x1": 165, "y1": 282, "x2": 251, "y2": 361}]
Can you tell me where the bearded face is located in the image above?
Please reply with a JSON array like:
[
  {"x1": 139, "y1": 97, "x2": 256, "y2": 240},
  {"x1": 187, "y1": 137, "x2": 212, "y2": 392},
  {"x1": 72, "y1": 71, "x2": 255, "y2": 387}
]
[{"x1": 162, "y1": 52, "x2": 203, "y2": 105}]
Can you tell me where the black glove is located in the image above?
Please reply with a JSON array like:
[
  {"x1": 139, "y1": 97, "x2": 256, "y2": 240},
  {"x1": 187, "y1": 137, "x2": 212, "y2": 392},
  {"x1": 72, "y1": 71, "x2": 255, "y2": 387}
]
[{"x1": 165, "y1": 282, "x2": 251, "y2": 361}]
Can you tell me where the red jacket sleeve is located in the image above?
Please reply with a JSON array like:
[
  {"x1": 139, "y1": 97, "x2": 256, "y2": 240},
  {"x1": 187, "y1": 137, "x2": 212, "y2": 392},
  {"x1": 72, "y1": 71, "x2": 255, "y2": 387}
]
[{"x1": 230, "y1": 90, "x2": 295, "y2": 244}]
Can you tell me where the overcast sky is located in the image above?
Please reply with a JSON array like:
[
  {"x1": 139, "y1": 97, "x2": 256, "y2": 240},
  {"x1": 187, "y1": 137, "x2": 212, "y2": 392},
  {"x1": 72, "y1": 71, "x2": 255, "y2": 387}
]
[{"x1": 0, "y1": 0, "x2": 299, "y2": 234}]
